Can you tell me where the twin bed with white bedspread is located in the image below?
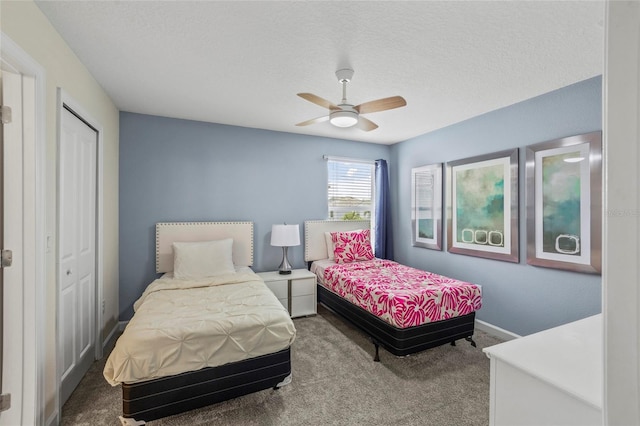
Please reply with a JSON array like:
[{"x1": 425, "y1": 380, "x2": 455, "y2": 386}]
[{"x1": 104, "y1": 222, "x2": 296, "y2": 422}]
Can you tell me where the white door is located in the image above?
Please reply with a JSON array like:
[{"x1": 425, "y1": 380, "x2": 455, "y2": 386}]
[
  {"x1": 0, "y1": 70, "x2": 24, "y2": 425},
  {"x1": 59, "y1": 107, "x2": 97, "y2": 405}
]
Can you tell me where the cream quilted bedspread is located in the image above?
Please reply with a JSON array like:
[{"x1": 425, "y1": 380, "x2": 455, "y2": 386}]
[{"x1": 103, "y1": 269, "x2": 296, "y2": 385}]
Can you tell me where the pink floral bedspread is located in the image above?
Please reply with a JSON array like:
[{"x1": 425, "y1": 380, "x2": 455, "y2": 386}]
[{"x1": 322, "y1": 259, "x2": 482, "y2": 328}]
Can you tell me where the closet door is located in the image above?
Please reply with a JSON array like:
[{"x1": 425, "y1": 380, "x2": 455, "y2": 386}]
[{"x1": 59, "y1": 107, "x2": 97, "y2": 405}]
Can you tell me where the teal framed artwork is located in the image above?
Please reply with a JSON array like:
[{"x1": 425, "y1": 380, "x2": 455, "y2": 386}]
[
  {"x1": 411, "y1": 163, "x2": 442, "y2": 250},
  {"x1": 525, "y1": 131, "x2": 602, "y2": 274},
  {"x1": 446, "y1": 149, "x2": 519, "y2": 262}
]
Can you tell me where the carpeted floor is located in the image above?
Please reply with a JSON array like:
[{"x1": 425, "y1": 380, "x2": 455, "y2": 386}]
[{"x1": 61, "y1": 306, "x2": 503, "y2": 426}]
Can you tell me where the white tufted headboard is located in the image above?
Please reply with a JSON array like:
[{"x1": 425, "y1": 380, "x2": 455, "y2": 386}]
[
  {"x1": 304, "y1": 220, "x2": 371, "y2": 262},
  {"x1": 156, "y1": 221, "x2": 254, "y2": 273}
]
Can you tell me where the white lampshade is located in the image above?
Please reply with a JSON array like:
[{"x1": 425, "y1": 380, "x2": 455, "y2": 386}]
[{"x1": 270, "y1": 224, "x2": 300, "y2": 247}]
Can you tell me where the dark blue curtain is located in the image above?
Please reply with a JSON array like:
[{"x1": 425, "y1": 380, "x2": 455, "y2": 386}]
[{"x1": 374, "y1": 159, "x2": 394, "y2": 260}]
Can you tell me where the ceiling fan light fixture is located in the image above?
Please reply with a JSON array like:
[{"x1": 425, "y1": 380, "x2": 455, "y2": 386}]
[
  {"x1": 296, "y1": 68, "x2": 406, "y2": 131},
  {"x1": 329, "y1": 110, "x2": 358, "y2": 128}
]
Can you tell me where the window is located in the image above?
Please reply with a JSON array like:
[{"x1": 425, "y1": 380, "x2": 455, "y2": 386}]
[{"x1": 327, "y1": 157, "x2": 375, "y2": 221}]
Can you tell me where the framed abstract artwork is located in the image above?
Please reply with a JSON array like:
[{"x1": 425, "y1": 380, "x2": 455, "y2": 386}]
[
  {"x1": 411, "y1": 163, "x2": 443, "y2": 250},
  {"x1": 446, "y1": 149, "x2": 519, "y2": 262},
  {"x1": 525, "y1": 131, "x2": 602, "y2": 274}
]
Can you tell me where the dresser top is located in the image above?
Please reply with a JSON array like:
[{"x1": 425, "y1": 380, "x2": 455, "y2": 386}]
[{"x1": 483, "y1": 314, "x2": 602, "y2": 409}]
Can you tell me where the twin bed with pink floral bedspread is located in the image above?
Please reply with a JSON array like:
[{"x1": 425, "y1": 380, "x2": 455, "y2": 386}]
[
  {"x1": 313, "y1": 258, "x2": 482, "y2": 328},
  {"x1": 305, "y1": 220, "x2": 482, "y2": 361}
]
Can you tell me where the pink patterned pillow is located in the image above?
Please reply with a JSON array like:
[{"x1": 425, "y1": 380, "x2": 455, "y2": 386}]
[{"x1": 331, "y1": 229, "x2": 374, "y2": 263}]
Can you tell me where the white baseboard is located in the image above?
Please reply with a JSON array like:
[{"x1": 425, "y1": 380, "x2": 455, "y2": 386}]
[
  {"x1": 475, "y1": 319, "x2": 521, "y2": 341},
  {"x1": 103, "y1": 323, "x2": 119, "y2": 346},
  {"x1": 102, "y1": 322, "x2": 120, "y2": 353},
  {"x1": 45, "y1": 410, "x2": 58, "y2": 426}
]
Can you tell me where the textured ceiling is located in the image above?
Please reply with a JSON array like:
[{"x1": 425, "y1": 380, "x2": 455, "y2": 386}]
[{"x1": 35, "y1": 1, "x2": 604, "y2": 145}]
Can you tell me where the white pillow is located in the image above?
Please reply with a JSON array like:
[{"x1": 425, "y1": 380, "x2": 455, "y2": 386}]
[
  {"x1": 324, "y1": 232, "x2": 335, "y2": 260},
  {"x1": 325, "y1": 230, "x2": 363, "y2": 260},
  {"x1": 172, "y1": 239, "x2": 235, "y2": 279}
]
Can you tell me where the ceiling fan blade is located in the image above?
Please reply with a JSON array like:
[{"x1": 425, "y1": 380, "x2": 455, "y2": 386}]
[
  {"x1": 356, "y1": 116, "x2": 378, "y2": 132},
  {"x1": 355, "y1": 96, "x2": 407, "y2": 114},
  {"x1": 295, "y1": 115, "x2": 330, "y2": 127},
  {"x1": 297, "y1": 93, "x2": 341, "y2": 110}
]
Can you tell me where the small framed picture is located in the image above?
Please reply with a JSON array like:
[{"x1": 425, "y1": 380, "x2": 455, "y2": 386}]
[{"x1": 411, "y1": 163, "x2": 443, "y2": 250}]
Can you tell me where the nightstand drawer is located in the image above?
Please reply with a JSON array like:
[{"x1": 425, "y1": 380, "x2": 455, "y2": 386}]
[
  {"x1": 264, "y1": 280, "x2": 288, "y2": 300},
  {"x1": 291, "y1": 295, "x2": 315, "y2": 317},
  {"x1": 291, "y1": 277, "x2": 315, "y2": 297}
]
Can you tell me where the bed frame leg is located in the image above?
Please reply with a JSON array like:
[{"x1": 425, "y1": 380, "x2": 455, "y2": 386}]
[
  {"x1": 274, "y1": 373, "x2": 292, "y2": 389},
  {"x1": 465, "y1": 336, "x2": 477, "y2": 347},
  {"x1": 119, "y1": 416, "x2": 145, "y2": 426},
  {"x1": 450, "y1": 340, "x2": 456, "y2": 346},
  {"x1": 373, "y1": 341, "x2": 380, "y2": 362}
]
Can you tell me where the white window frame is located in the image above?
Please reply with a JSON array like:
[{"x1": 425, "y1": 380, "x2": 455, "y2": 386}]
[{"x1": 325, "y1": 155, "x2": 376, "y2": 232}]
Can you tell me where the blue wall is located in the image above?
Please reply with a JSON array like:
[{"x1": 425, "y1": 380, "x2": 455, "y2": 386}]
[
  {"x1": 119, "y1": 114, "x2": 389, "y2": 320},
  {"x1": 389, "y1": 76, "x2": 602, "y2": 336},
  {"x1": 120, "y1": 76, "x2": 602, "y2": 333}
]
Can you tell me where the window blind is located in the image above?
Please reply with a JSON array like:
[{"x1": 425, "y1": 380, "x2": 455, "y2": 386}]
[{"x1": 326, "y1": 157, "x2": 375, "y2": 221}]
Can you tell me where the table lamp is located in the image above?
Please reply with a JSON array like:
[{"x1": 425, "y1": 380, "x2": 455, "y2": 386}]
[{"x1": 271, "y1": 224, "x2": 300, "y2": 274}]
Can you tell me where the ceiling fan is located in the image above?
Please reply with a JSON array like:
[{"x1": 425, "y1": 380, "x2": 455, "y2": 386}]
[{"x1": 295, "y1": 68, "x2": 406, "y2": 132}]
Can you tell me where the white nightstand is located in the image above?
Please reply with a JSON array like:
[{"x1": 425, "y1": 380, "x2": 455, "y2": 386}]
[{"x1": 257, "y1": 269, "x2": 317, "y2": 318}]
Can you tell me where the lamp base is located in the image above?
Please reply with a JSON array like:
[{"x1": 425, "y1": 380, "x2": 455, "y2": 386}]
[{"x1": 278, "y1": 247, "x2": 293, "y2": 275}]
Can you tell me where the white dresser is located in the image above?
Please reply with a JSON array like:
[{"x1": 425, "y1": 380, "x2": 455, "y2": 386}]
[
  {"x1": 483, "y1": 314, "x2": 602, "y2": 426},
  {"x1": 257, "y1": 269, "x2": 317, "y2": 318}
]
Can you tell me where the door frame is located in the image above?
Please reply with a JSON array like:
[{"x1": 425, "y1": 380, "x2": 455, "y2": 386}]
[
  {"x1": 0, "y1": 33, "x2": 46, "y2": 425},
  {"x1": 55, "y1": 88, "x2": 104, "y2": 416},
  {"x1": 602, "y1": 1, "x2": 640, "y2": 424}
]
